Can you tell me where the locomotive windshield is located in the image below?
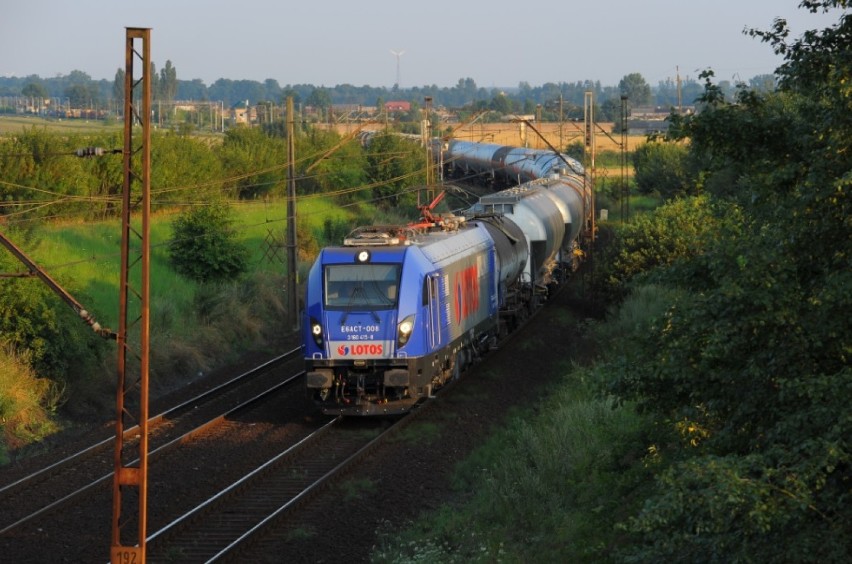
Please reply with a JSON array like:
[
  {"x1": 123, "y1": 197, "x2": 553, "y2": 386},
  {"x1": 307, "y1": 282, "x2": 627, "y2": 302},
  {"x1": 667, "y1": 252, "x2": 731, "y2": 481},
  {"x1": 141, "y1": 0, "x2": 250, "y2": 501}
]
[{"x1": 324, "y1": 264, "x2": 401, "y2": 308}]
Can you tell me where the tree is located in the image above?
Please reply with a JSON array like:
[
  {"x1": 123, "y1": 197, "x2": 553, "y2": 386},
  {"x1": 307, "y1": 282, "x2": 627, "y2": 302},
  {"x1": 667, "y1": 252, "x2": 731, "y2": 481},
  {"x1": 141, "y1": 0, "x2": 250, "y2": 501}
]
[
  {"x1": 631, "y1": 140, "x2": 691, "y2": 199},
  {"x1": 608, "y1": 3, "x2": 851, "y2": 559},
  {"x1": 177, "y1": 78, "x2": 208, "y2": 100},
  {"x1": 158, "y1": 60, "x2": 177, "y2": 102},
  {"x1": 167, "y1": 202, "x2": 249, "y2": 283},
  {"x1": 618, "y1": 72, "x2": 652, "y2": 106},
  {"x1": 63, "y1": 83, "x2": 100, "y2": 108},
  {"x1": 297, "y1": 129, "x2": 367, "y2": 200},
  {"x1": 489, "y1": 92, "x2": 514, "y2": 114},
  {"x1": 148, "y1": 62, "x2": 160, "y2": 103},
  {"x1": 112, "y1": 68, "x2": 125, "y2": 103},
  {"x1": 215, "y1": 126, "x2": 283, "y2": 199},
  {"x1": 307, "y1": 87, "x2": 332, "y2": 114},
  {"x1": 0, "y1": 244, "x2": 108, "y2": 384},
  {"x1": 748, "y1": 73, "x2": 776, "y2": 92},
  {"x1": 364, "y1": 132, "x2": 423, "y2": 211},
  {"x1": 21, "y1": 82, "x2": 47, "y2": 99}
]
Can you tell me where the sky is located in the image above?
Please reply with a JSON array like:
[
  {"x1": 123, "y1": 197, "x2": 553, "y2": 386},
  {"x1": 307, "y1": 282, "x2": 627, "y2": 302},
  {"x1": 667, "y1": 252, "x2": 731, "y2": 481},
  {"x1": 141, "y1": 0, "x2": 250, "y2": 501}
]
[{"x1": 1, "y1": 0, "x2": 846, "y2": 89}]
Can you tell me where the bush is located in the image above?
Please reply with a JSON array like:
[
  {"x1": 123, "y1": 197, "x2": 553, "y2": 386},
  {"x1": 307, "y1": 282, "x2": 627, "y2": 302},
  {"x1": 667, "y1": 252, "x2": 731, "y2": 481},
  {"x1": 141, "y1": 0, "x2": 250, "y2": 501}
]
[
  {"x1": 0, "y1": 250, "x2": 108, "y2": 384},
  {"x1": 632, "y1": 140, "x2": 691, "y2": 199},
  {"x1": 0, "y1": 343, "x2": 63, "y2": 455},
  {"x1": 167, "y1": 202, "x2": 249, "y2": 283}
]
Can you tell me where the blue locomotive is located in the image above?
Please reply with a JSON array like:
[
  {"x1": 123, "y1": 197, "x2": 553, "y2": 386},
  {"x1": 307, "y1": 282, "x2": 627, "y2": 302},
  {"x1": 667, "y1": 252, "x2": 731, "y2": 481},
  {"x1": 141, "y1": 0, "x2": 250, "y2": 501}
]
[{"x1": 303, "y1": 142, "x2": 591, "y2": 415}]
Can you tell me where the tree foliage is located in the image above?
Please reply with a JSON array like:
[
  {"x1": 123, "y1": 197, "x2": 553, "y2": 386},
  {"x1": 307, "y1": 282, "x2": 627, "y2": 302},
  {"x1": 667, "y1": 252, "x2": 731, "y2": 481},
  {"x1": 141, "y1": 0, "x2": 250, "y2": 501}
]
[
  {"x1": 604, "y1": 3, "x2": 851, "y2": 559},
  {"x1": 364, "y1": 132, "x2": 424, "y2": 211},
  {"x1": 619, "y1": 72, "x2": 652, "y2": 106},
  {"x1": 631, "y1": 140, "x2": 692, "y2": 199},
  {"x1": 158, "y1": 60, "x2": 178, "y2": 102},
  {"x1": 0, "y1": 245, "x2": 108, "y2": 384},
  {"x1": 593, "y1": 195, "x2": 732, "y2": 304},
  {"x1": 167, "y1": 202, "x2": 249, "y2": 283},
  {"x1": 215, "y1": 125, "x2": 284, "y2": 199}
]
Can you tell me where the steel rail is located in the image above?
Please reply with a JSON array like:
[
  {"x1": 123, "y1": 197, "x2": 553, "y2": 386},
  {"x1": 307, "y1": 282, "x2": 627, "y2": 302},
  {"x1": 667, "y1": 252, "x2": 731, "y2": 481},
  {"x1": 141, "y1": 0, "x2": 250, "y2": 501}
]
[
  {"x1": 0, "y1": 347, "x2": 300, "y2": 500},
  {"x1": 0, "y1": 363, "x2": 304, "y2": 536}
]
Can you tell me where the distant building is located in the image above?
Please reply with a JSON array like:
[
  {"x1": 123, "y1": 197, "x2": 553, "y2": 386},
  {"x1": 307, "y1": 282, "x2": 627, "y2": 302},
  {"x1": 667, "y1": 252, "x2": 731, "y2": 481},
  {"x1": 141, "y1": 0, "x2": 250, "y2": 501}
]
[
  {"x1": 624, "y1": 105, "x2": 694, "y2": 135},
  {"x1": 624, "y1": 119, "x2": 670, "y2": 136},
  {"x1": 385, "y1": 100, "x2": 411, "y2": 113},
  {"x1": 231, "y1": 100, "x2": 255, "y2": 125}
]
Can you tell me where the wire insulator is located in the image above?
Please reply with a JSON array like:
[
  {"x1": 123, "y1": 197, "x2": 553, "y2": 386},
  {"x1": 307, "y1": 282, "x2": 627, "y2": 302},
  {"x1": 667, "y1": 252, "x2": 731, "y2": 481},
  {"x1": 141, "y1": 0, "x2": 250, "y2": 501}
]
[{"x1": 75, "y1": 147, "x2": 105, "y2": 158}]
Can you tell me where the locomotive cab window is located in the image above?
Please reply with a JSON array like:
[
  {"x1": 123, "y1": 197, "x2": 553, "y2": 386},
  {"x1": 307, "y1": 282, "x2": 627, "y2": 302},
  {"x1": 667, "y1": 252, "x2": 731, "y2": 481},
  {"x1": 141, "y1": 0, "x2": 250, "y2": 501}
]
[{"x1": 324, "y1": 264, "x2": 401, "y2": 308}]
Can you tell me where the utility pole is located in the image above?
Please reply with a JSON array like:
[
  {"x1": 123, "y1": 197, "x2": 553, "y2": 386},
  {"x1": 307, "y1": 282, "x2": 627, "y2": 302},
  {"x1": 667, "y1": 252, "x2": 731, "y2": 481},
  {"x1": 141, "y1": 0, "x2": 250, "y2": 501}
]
[
  {"x1": 423, "y1": 96, "x2": 433, "y2": 203},
  {"x1": 676, "y1": 65, "x2": 682, "y2": 114},
  {"x1": 559, "y1": 94, "x2": 564, "y2": 152},
  {"x1": 286, "y1": 96, "x2": 299, "y2": 332},
  {"x1": 620, "y1": 95, "x2": 629, "y2": 223},
  {"x1": 111, "y1": 27, "x2": 152, "y2": 564},
  {"x1": 584, "y1": 91, "x2": 596, "y2": 244}
]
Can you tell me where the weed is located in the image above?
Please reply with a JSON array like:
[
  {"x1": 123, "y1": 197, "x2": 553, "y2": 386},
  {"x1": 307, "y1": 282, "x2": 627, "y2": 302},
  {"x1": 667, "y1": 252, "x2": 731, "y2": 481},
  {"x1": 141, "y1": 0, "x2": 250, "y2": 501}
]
[
  {"x1": 338, "y1": 477, "x2": 377, "y2": 502},
  {"x1": 285, "y1": 526, "x2": 317, "y2": 541},
  {"x1": 392, "y1": 421, "x2": 443, "y2": 445}
]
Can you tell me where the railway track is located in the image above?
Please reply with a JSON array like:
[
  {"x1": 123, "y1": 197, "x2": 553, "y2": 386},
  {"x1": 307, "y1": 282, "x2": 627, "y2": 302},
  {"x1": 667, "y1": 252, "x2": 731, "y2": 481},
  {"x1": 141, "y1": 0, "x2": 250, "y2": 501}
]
[
  {"x1": 144, "y1": 406, "x2": 428, "y2": 562},
  {"x1": 2, "y1": 281, "x2": 571, "y2": 562},
  {"x1": 0, "y1": 347, "x2": 302, "y2": 537},
  {"x1": 140, "y1": 301, "x2": 545, "y2": 562}
]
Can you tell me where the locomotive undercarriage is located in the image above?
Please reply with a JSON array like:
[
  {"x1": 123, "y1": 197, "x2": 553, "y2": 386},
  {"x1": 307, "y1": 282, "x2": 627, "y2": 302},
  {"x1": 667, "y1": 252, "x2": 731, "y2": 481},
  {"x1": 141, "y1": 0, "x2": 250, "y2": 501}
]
[
  {"x1": 307, "y1": 359, "x2": 425, "y2": 415},
  {"x1": 306, "y1": 333, "x2": 495, "y2": 416}
]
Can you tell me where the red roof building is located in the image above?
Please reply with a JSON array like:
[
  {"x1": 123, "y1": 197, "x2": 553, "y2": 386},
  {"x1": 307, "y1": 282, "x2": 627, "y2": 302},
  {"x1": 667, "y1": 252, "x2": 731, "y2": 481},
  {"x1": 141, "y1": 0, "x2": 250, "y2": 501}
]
[{"x1": 385, "y1": 100, "x2": 411, "y2": 112}]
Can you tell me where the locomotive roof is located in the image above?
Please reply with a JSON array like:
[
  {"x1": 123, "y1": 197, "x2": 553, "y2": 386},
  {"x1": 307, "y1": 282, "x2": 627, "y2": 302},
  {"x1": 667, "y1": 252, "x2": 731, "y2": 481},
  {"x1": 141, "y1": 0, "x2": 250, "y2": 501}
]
[{"x1": 342, "y1": 215, "x2": 472, "y2": 247}]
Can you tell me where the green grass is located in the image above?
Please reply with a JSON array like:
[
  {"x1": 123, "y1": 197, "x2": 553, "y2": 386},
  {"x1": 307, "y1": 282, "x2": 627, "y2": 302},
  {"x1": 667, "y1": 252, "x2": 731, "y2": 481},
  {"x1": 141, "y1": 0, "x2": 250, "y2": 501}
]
[
  {"x1": 0, "y1": 195, "x2": 356, "y2": 455},
  {"x1": 392, "y1": 420, "x2": 443, "y2": 445},
  {"x1": 338, "y1": 477, "x2": 378, "y2": 502},
  {"x1": 27, "y1": 197, "x2": 352, "y2": 331},
  {"x1": 371, "y1": 296, "x2": 656, "y2": 563},
  {"x1": 596, "y1": 192, "x2": 662, "y2": 224},
  {"x1": 0, "y1": 115, "x2": 122, "y2": 135}
]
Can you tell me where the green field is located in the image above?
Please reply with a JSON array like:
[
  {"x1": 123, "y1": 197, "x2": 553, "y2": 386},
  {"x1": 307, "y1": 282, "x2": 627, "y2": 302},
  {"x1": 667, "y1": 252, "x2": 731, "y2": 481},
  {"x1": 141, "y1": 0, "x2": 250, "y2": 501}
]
[
  {"x1": 0, "y1": 115, "x2": 122, "y2": 135},
  {"x1": 28, "y1": 197, "x2": 352, "y2": 331}
]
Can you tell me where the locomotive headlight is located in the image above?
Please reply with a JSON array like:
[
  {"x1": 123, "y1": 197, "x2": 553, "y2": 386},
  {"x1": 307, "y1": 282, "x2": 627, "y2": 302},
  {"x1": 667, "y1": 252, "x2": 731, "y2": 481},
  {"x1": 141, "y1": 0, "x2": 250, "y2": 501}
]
[
  {"x1": 310, "y1": 317, "x2": 323, "y2": 347},
  {"x1": 397, "y1": 315, "x2": 415, "y2": 347}
]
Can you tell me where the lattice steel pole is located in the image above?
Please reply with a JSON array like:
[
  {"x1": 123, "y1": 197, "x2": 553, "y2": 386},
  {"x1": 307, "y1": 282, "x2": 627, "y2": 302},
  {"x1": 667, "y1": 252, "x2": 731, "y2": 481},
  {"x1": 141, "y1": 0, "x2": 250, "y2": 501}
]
[
  {"x1": 111, "y1": 27, "x2": 152, "y2": 564},
  {"x1": 286, "y1": 96, "x2": 299, "y2": 332}
]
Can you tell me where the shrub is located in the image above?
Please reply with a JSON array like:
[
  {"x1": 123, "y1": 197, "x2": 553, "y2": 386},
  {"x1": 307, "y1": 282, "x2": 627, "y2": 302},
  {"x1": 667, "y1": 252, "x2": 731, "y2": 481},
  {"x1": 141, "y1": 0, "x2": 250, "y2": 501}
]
[
  {"x1": 167, "y1": 202, "x2": 249, "y2": 283},
  {"x1": 0, "y1": 343, "x2": 63, "y2": 455}
]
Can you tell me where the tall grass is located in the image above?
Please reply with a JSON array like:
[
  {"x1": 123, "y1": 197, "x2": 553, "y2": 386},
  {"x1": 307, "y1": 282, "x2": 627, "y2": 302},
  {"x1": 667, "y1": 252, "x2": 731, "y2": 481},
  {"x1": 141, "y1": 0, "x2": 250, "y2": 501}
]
[
  {"x1": 371, "y1": 286, "x2": 663, "y2": 563},
  {"x1": 372, "y1": 369, "x2": 653, "y2": 563},
  {"x1": 0, "y1": 345, "x2": 63, "y2": 463}
]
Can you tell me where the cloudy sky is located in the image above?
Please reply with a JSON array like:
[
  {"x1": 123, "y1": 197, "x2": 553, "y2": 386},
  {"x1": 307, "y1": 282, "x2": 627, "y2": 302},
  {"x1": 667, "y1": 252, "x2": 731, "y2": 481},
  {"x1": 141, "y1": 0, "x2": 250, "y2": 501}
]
[{"x1": 1, "y1": 0, "x2": 845, "y2": 88}]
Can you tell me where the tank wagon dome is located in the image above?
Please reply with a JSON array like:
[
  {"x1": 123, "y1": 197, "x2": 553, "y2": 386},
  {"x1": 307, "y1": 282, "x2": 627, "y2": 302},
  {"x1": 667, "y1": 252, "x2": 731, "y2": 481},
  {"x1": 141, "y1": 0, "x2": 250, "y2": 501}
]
[
  {"x1": 536, "y1": 177, "x2": 589, "y2": 249},
  {"x1": 470, "y1": 183, "x2": 566, "y2": 282}
]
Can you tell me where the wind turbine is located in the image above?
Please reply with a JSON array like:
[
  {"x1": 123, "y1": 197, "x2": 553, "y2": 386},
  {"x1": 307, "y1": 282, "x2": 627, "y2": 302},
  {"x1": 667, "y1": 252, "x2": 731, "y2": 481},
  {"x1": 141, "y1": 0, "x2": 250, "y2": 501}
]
[{"x1": 390, "y1": 49, "x2": 405, "y2": 89}]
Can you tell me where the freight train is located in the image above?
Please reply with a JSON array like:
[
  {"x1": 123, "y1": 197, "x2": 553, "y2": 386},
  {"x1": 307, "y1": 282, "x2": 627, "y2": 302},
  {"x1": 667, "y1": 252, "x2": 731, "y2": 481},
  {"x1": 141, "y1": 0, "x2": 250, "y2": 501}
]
[
  {"x1": 441, "y1": 139, "x2": 585, "y2": 186},
  {"x1": 301, "y1": 141, "x2": 591, "y2": 415}
]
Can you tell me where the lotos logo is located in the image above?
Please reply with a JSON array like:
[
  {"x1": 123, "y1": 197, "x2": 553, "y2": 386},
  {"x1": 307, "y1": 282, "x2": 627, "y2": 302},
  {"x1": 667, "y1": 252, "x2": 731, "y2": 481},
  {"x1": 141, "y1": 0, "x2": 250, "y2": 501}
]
[{"x1": 337, "y1": 343, "x2": 384, "y2": 356}]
